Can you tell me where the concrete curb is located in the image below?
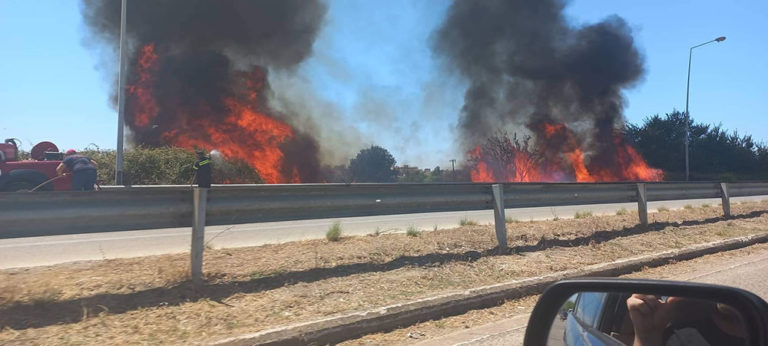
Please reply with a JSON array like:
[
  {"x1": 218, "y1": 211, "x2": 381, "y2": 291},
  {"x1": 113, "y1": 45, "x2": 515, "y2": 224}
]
[{"x1": 213, "y1": 232, "x2": 768, "y2": 346}]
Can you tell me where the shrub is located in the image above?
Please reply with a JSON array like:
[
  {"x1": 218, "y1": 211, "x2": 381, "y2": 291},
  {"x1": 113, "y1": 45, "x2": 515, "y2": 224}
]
[
  {"x1": 574, "y1": 211, "x2": 593, "y2": 219},
  {"x1": 505, "y1": 216, "x2": 519, "y2": 224},
  {"x1": 78, "y1": 147, "x2": 262, "y2": 185},
  {"x1": 459, "y1": 217, "x2": 478, "y2": 226},
  {"x1": 684, "y1": 204, "x2": 694, "y2": 210},
  {"x1": 326, "y1": 221, "x2": 342, "y2": 242},
  {"x1": 406, "y1": 226, "x2": 421, "y2": 237},
  {"x1": 657, "y1": 206, "x2": 670, "y2": 212},
  {"x1": 615, "y1": 208, "x2": 629, "y2": 216}
]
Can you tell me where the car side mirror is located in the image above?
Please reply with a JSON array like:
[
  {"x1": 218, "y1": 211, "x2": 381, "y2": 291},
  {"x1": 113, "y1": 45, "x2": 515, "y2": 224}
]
[{"x1": 523, "y1": 278, "x2": 768, "y2": 346}]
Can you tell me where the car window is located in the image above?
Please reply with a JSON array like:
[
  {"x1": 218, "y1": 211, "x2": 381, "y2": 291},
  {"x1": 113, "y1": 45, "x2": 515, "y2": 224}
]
[{"x1": 574, "y1": 292, "x2": 608, "y2": 327}]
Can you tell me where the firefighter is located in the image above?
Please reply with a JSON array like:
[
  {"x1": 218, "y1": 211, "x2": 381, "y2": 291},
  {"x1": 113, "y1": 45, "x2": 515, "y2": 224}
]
[
  {"x1": 56, "y1": 149, "x2": 98, "y2": 191},
  {"x1": 193, "y1": 150, "x2": 212, "y2": 188}
]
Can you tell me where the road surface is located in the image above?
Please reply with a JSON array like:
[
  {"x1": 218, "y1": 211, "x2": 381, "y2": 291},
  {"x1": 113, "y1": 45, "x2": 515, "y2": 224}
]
[
  {"x1": 1, "y1": 195, "x2": 764, "y2": 269},
  {"x1": 418, "y1": 243, "x2": 768, "y2": 345}
]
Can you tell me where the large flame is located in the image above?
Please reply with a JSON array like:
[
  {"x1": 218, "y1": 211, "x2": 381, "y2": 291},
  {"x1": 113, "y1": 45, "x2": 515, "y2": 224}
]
[
  {"x1": 470, "y1": 122, "x2": 662, "y2": 183},
  {"x1": 126, "y1": 44, "x2": 303, "y2": 183}
]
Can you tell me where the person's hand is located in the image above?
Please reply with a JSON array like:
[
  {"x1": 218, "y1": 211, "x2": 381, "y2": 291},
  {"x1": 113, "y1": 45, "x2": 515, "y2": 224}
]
[{"x1": 627, "y1": 294, "x2": 678, "y2": 346}]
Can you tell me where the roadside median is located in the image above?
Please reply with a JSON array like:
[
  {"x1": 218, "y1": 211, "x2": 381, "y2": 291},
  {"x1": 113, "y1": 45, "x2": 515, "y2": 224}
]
[
  {"x1": 0, "y1": 200, "x2": 766, "y2": 345},
  {"x1": 215, "y1": 232, "x2": 768, "y2": 345}
]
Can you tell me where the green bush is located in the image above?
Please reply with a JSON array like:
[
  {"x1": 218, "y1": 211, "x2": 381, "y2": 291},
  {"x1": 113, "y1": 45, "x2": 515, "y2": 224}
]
[
  {"x1": 326, "y1": 221, "x2": 342, "y2": 242},
  {"x1": 657, "y1": 206, "x2": 670, "y2": 212},
  {"x1": 574, "y1": 211, "x2": 593, "y2": 219},
  {"x1": 615, "y1": 208, "x2": 629, "y2": 216},
  {"x1": 77, "y1": 147, "x2": 262, "y2": 185},
  {"x1": 459, "y1": 217, "x2": 478, "y2": 226},
  {"x1": 406, "y1": 226, "x2": 421, "y2": 237}
]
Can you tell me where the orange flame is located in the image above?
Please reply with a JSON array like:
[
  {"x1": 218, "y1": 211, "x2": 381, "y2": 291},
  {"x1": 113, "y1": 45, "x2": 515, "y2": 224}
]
[
  {"x1": 126, "y1": 44, "x2": 159, "y2": 128},
  {"x1": 126, "y1": 44, "x2": 301, "y2": 184},
  {"x1": 470, "y1": 122, "x2": 663, "y2": 183}
]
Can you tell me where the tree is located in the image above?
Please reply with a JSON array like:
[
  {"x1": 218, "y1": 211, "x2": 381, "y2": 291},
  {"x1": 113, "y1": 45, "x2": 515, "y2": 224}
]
[
  {"x1": 349, "y1": 145, "x2": 398, "y2": 182},
  {"x1": 625, "y1": 110, "x2": 766, "y2": 180}
]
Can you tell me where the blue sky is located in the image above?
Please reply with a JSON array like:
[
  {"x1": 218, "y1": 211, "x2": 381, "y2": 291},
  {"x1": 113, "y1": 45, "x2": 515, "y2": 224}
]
[{"x1": 1, "y1": 0, "x2": 766, "y2": 168}]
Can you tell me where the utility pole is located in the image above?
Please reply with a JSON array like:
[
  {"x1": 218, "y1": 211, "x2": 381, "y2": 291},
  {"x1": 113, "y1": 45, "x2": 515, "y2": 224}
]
[
  {"x1": 450, "y1": 159, "x2": 456, "y2": 181},
  {"x1": 115, "y1": 0, "x2": 128, "y2": 185}
]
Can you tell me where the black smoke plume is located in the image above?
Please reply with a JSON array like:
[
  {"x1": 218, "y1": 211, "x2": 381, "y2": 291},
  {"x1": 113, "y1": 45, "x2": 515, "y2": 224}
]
[
  {"x1": 434, "y1": 0, "x2": 645, "y2": 174},
  {"x1": 80, "y1": 0, "x2": 327, "y2": 183}
]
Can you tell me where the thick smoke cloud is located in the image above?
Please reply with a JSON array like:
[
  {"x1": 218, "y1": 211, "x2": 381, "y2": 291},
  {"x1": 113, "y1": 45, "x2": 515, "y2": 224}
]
[
  {"x1": 80, "y1": 0, "x2": 328, "y2": 183},
  {"x1": 434, "y1": 0, "x2": 644, "y2": 152},
  {"x1": 81, "y1": 0, "x2": 326, "y2": 68}
]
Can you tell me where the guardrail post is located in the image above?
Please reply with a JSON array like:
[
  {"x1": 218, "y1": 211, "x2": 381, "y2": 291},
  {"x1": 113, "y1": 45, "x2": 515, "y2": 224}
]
[
  {"x1": 720, "y1": 183, "x2": 731, "y2": 218},
  {"x1": 636, "y1": 183, "x2": 648, "y2": 226},
  {"x1": 491, "y1": 184, "x2": 508, "y2": 250},
  {"x1": 191, "y1": 187, "x2": 207, "y2": 283}
]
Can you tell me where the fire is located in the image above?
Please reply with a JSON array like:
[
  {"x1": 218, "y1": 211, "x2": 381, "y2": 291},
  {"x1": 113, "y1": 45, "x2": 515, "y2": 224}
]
[
  {"x1": 126, "y1": 44, "x2": 159, "y2": 128},
  {"x1": 470, "y1": 122, "x2": 663, "y2": 183},
  {"x1": 126, "y1": 44, "x2": 306, "y2": 184}
]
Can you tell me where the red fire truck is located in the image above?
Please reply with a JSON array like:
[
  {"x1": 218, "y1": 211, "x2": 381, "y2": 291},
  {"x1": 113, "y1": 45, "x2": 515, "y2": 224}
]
[{"x1": 0, "y1": 138, "x2": 72, "y2": 191}]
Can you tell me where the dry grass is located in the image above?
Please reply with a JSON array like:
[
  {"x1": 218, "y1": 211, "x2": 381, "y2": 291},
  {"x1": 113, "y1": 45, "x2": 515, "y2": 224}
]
[
  {"x1": 657, "y1": 206, "x2": 670, "y2": 212},
  {"x1": 348, "y1": 241, "x2": 768, "y2": 345},
  {"x1": 574, "y1": 211, "x2": 593, "y2": 219},
  {"x1": 0, "y1": 200, "x2": 766, "y2": 345},
  {"x1": 615, "y1": 208, "x2": 630, "y2": 216},
  {"x1": 459, "y1": 217, "x2": 478, "y2": 226}
]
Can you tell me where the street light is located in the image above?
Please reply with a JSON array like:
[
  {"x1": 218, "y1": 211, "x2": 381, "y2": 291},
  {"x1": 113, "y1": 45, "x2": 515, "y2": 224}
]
[
  {"x1": 115, "y1": 0, "x2": 128, "y2": 185},
  {"x1": 684, "y1": 36, "x2": 726, "y2": 181}
]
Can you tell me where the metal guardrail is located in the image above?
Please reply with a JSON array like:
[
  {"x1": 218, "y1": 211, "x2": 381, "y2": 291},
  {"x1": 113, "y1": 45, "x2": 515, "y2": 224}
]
[
  {"x1": 3, "y1": 182, "x2": 768, "y2": 238},
  {"x1": 2, "y1": 181, "x2": 767, "y2": 281}
]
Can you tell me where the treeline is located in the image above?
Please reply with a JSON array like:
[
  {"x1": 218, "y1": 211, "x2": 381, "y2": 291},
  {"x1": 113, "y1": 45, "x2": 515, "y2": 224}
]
[
  {"x1": 23, "y1": 110, "x2": 765, "y2": 184},
  {"x1": 626, "y1": 111, "x2": 768, "y2": 181}
]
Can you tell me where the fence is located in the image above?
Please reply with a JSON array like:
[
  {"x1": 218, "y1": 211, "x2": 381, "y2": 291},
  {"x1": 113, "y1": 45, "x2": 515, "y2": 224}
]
[{"x1": 2, "y1": 182, "x2": 768, "y2": 281}]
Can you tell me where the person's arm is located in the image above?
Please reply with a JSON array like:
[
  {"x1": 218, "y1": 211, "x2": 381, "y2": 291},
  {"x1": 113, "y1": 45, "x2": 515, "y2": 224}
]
[
  {"x1": 627, "y1": 294, "x2": 676, "y2": 346},
  {"x1": 56, "y1": 162, "x2": 66, "y2": 176}
]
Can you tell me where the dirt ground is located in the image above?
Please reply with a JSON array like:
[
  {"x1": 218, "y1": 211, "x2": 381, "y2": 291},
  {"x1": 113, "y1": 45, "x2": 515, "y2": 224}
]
[
  {"x1": 345, "y1": 241, "x2": 768, "y2": 346},
  {"x1": 1, "y1": 200, "x2": 767, "y2": 345}
]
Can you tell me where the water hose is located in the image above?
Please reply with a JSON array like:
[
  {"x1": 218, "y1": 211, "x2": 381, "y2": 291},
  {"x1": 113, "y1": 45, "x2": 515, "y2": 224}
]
[{"x1": 29, "y1": 174, "x2": 69, "y2": 192}]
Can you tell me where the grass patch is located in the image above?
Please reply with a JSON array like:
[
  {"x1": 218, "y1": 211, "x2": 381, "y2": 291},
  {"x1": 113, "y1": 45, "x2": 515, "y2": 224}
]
[
  {"x1": 615, "y1": 208, "x2": 629, "y2": 216},
  {"x1": 657, "y1": 206, "x2": 670, "y2": 212},
  {"x1": 326, "y1": 221, "x2": 343, "y2": 242},
  {"x1": 505, "y1": 216, "x2": 519, "y2": 224},
  {"x1": 574, "y1": 211, "x2": 593, "y2": 219},
  {"x1": 406, "y1": 226, "x2": 421, "y2": 237},
  {"x1": 684, "y1": 204, "x2": 694, "y2": 210},
  {"x1": 459, "y1": 217, "x2": 478, "y2": 226},
  {"x1": 29, "y1": 287, "x2": 63, "y2": 305},
  {"x1": 702, "y1": 204, "x2": 711, "y2": 208}
]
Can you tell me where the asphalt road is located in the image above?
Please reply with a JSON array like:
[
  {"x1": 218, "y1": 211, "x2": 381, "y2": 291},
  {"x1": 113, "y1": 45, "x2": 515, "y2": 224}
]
[
  {"x1": 425, "y1": 243, "x2": 768, "y2": 346},
  {"x1": 1, "y1": 195, "x2": 765, "y2": 269}
]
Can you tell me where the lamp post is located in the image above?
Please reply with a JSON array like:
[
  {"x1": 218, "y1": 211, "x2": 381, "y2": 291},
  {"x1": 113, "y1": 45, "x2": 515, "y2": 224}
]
[
  {"x1": 115, "y1": 0, "x2": 128, "y2": 185},
  {"x1": 684, "y1": 36, "x2": 725, "y2": 181}
]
